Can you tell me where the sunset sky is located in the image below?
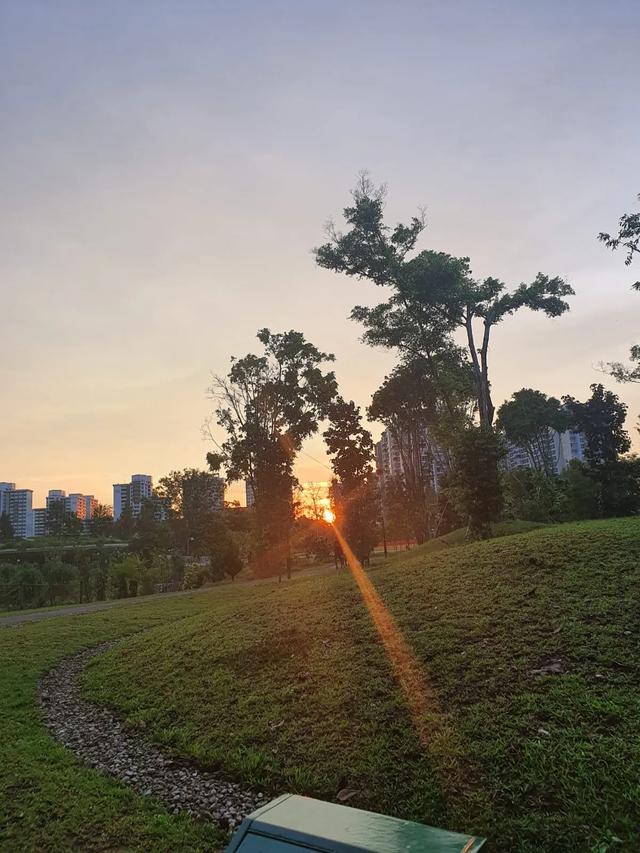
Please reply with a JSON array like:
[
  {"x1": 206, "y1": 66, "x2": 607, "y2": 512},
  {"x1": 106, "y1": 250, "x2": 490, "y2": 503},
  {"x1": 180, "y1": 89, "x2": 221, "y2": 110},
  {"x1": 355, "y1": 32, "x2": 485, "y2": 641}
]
[{"x1": 2, "y1": 1, "x2": 639, "y2": 507}]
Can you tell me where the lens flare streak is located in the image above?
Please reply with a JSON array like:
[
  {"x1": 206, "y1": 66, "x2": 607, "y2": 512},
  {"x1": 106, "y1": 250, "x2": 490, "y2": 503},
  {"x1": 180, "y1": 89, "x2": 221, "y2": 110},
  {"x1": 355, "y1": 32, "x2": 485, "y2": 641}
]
[{"x1": 331, "y1": 523, "x2": 441, "y2": 746}]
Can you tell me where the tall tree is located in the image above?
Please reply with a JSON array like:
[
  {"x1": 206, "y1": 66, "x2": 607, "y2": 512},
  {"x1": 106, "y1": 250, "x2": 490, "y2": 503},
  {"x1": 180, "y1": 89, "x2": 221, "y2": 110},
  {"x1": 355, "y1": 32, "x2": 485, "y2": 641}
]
[
  {"x1": 324, "y1": 398, "x2": 378, "y2": 564},
  {"x1": 156, "y1": 468, "x2": 221, "y2": 555},
  {"x1": 0, "y1": 513, "x2": 14, "y2": 543},
  {"x1": 447, "y1": 426, "x2": 505, "y2": 538},
  {"x1": 599, "y1": 193, "x2": 640, "y2": 285},
  {"x1": 207, "y1": 329, "x2": 337, "y2": 578},
  {"x1": 90, "y1": 504, "x2": 114, "y2": 537},
  {"x1": 496, "y1": 388, "x2": 570, "y2": 475},
  {"x1": 369, "y1": 356, "x2": 473, "y2": 542},
  {"x1": 315, "y1": 176, "x2": 573, "y2": 428},
  {"x1": 599, "y1": 193, "x2": 640, "y2": 382},
  {"x1": 563, "y1": 384, "x2": 630, "y2": 466}
]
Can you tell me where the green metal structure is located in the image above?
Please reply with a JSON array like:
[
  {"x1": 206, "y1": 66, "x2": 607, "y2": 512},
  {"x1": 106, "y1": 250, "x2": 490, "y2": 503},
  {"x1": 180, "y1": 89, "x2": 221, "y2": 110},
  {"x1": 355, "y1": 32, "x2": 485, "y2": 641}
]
[{"x1": 226, "y1": 794, "x2": 485, "y2": 853}]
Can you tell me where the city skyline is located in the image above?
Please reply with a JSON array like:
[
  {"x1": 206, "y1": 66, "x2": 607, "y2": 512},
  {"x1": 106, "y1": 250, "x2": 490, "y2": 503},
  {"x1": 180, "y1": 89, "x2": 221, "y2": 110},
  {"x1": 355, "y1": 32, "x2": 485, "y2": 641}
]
[{"x1": 2, "y1": 2, "x2": 640, "y2": 508}]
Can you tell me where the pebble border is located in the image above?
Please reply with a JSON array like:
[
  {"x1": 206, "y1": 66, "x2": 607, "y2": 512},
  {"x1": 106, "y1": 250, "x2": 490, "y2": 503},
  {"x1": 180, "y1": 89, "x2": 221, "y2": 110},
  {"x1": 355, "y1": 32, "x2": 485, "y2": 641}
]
[{"x1": 38, "y1": 641, "x2": 269, "y2": 831}]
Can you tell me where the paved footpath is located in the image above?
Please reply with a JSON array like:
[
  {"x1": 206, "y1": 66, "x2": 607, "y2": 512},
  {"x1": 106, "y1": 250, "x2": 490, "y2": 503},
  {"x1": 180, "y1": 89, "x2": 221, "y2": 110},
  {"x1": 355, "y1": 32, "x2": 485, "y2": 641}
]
[
  {"x1": 0, "y1": 586, "x2": 217, "y2": 627},
  {"x1": 0, "y1": 561, "x2": 346, "y2": 628}
]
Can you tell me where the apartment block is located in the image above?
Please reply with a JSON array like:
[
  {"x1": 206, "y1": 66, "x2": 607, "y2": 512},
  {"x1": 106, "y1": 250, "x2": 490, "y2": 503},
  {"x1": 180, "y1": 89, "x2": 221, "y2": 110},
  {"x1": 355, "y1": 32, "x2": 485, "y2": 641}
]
[
  {"x1": 0, "y1": 482, "x2": 34, "y2": 538},
  {"x1": 113, "y1": 474, "x2": 153, "y2": 520}
]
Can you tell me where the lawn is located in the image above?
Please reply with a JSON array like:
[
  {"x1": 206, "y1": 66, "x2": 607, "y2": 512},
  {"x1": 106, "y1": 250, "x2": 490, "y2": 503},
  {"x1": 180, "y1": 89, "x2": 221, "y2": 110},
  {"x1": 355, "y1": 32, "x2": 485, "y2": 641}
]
[
  {"x1": 0, "y1": 591, "x2": 231, "y2": 852},
  {"x1": 2, "y1": 519, "x2": 639, "y2": 852},
  {"x1": 82, "y1": 519, "x2": 640, "y2": 853}
]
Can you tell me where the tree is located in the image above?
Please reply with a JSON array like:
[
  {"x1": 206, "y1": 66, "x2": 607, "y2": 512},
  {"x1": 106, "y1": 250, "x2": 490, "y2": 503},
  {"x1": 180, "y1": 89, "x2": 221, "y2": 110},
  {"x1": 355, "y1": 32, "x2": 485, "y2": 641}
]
[
  {"x1": 315, "y1": 175, "x2": 573, "y2": 428},
  {"x1": 206, "y1": 517, "x2": 243, "y2": 581},
  {"x1": 561, "y1": 461, "x2": 600, "y2": 521},
  {"x1": 563, "y1": 384, "x2": 630, "y2": 466},
  {"x1": 369, "y1": 356, "x2": 472, "y2": 542},
  {"x1": 90, "y1": 504, "x2": 114, "y2": 537},
  {"x1": 46, "y1": 501, "x2": 83, "y2": 537},
  {"x1": 3, "y1": 564, "x2": 45, "y2": 610},
  {"x1": 113, "y1": 505, "x2": 135, "y2": 540},
  {"x1": 207, "y1": 329, "x2": 337, "y2": 578},
  {"x1": 599, "y1": 193, "x2": 640, "y2": 285},
  {"x1": 0, "y1": 513, "x2": 14, "y2": 543},
  {"x1": 130, "y1": 499, "x2": 170, "y2": 565},
  {"x1": 447, "y1": 426, "x2": 505, "y2": 538},
  {"x1": 42, "y1": 557, "x2": 77, "y2": 606},
  {"x1": 324, "y1": 398, "x2": 378, "y2": 564},
  {"x1": 502, "y1": 467, "x2": 566, "y2": 523},
  {"x1": 496, "y1": 388, "x2": 569, "y2": 475},
  {"x1": 110, "y1": 554, "x2": 144, "y2": 598},
  {"x1": 156, "y1": 469, "x2": 222, "y2": 555},
  {"x1": 599, "y1": 194, "x2": 640, "y2": 381}
]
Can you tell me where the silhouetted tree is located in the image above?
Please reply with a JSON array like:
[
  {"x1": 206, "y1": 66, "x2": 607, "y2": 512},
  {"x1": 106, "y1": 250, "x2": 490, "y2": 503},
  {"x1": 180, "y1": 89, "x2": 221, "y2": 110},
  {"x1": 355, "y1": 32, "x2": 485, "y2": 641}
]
[
  {"x1": 497, "y1": 388, "x2": 570, "y2": 476},
  {"x1": 599, "y1": 193, "x2": 640, "y2": 382},
  {"x1": 90, "y1": 504, "x2": 114, "y2": 537},
  {"x1": 563, "y1": 384, "x2": 630, "y2": 466},
  {"x1": 316, "y1": 175, "x2": 573, "y2": 428},
  {"x1": 324, "y1": 398, "x2": 378, "y2": 565},
  {"x1": 0, "y1": 513, "x2": 14, "y2": 543},
  {"x1": 447, "y1": 426, "x2": 505, "y2": 538},
  {"x1": 207, "y1": 329, "x2": 337, "y2": 578}
]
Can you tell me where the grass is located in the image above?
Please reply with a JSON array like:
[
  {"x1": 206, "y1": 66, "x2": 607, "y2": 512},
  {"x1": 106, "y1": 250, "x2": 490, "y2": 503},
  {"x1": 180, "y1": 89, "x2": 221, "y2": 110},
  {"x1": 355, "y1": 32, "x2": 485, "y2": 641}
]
[
  {"x1": 0, "y1": 591, "x2": 230, "y2": 851},
  {"x1": 1, "y1": 519, "x2": 638, "y2": 852},
  {"x1": 80, "y1": 519, "x2": 640, "y2": 853}
]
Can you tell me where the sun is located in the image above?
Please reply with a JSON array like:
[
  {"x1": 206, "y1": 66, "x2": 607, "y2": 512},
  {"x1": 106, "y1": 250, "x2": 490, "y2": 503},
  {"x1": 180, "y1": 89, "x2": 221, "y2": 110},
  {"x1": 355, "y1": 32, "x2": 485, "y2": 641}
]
[{"x1": 323, "y1": 508, "x2": 335, "y2": 524}]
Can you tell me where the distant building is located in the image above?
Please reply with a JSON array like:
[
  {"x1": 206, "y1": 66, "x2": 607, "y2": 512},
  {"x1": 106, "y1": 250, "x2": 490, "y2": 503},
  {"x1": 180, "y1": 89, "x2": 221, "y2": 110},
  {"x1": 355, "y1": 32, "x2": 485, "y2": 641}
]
[
  {"x1": 33, "y1": 507, "x2": 47, "y2": 537},
  {"x1": 200, "y1": 474, "x2": 225, "y2": 513},
  {"x1": 113, "y1": 474, "x2": 153, "y2": 520},
  {"x1": 245, "y1": 481, "x2": 255, "y2": 508},
  {"x1": 503, "y1": 428, "x2": 587, "y2": 475},
  {"x1": 84, "y1": 495, "x2": 98, "y2": 520},
  {"x1": 0, "y1": 482, "x2": 34, "y2": 538},
  {"x1": 375, "y1": 426, "x2": 448, "y2": 493}
]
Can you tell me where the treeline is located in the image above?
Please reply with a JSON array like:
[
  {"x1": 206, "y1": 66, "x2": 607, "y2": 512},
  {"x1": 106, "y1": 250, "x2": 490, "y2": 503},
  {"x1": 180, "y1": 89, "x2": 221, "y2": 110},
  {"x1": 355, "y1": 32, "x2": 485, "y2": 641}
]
[{"x1": 201, "y1": 182, "x2": 640, "y2": 575}]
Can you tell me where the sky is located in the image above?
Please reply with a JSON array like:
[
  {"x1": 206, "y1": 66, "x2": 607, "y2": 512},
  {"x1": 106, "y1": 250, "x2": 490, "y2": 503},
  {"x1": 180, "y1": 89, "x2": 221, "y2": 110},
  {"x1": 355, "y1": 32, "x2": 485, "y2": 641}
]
[{"x1": 1, "y1": 0, "x2": 639, "y2": 507}]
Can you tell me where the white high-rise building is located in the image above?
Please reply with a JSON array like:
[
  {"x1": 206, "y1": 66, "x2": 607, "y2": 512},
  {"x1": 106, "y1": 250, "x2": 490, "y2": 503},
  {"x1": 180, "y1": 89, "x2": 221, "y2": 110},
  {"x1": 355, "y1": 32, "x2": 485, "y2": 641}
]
[
  {"x1": 245, "y1": 481, "x2": 255, "y2": 508},
  {"x1": 113, "y1": 474, "x2": 153, "y2": 520},
  {"x1": 504, "y1": 428, "x2": 587, "y2": 475},
  {"x1": 0, "y1": 482, "x2": 34, "y2": 538},
  {"x1": 375, "y1": 427, "x2": 449, "y2": 492}
]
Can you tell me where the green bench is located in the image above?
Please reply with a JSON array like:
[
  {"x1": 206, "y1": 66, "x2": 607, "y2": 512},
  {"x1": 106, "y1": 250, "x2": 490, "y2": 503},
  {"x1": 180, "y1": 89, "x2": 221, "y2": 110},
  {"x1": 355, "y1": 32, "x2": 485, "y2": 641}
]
[{"x1": 227, "y1": 794, "x2": 485, "y2": 853}]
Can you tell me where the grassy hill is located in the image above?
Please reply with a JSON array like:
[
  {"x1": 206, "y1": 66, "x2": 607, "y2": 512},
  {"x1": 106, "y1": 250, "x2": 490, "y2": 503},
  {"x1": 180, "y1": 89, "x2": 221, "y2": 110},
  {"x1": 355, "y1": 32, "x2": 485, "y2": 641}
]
[{"x1": 82, "y1": 518, "x2": 640, "y2": 853}]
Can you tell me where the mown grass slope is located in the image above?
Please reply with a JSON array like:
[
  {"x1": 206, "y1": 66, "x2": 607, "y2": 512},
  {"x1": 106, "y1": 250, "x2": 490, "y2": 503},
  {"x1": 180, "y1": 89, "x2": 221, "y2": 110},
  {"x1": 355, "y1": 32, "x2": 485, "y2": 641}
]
[{"x1": 84, "y1": 519, "x2": 640, "y2": 853}]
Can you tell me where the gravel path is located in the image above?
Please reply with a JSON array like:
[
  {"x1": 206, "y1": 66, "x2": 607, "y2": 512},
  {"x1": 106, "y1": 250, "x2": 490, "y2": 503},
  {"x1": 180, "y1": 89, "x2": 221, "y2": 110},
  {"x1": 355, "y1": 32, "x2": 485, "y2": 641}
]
[{"x1": 38, "y1": 641, "x2": 269, "y2": 831}]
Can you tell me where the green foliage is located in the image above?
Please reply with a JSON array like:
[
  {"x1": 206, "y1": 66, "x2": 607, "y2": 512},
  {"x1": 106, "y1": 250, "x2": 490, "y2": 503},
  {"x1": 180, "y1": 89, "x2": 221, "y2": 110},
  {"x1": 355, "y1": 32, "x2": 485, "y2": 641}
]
[
  {"x1": 561, "y1": 460, "x2": 601, "y2": 520},
  {"x1": 324, "y1": 398, "x2": 378, "y2": 563},
  {"x1": 46, "y1": 501, "x2": 83, "y2": 537},
  {"x1": 598, "y1": 195, "x2": 640, "y2": 380},
  {"x1": 0, "y1": 513, "x2": 14, "y2": 542},
  {"x1": 207, "y1": 517, "x2": 243, "y2": 581},
  {"x1": 0, "y1": 563, "x2": 46, "y2": 609},
  {"x1": 564, "y1": 383, "x2": 630, "y2": 465},
  {"x1": 447, "y1": 426, "x2": 504, "y2": 537},
  {"x1": 110, "y1": 554, "x2": 145, "y2": 598},
  {"x1": 497, "y1": 388, "x2": 569, "y2": 474},
  {"x1": 90, "y1": 503, "x2": 114, "y2": 537},
  {"x1": 369, "y1": 358, "x2": 469, "y2": 543},
  {"x1": 502, "y1": 468, "x2": 566, "y2": 522},
  {"x1": 599, "y1": 192, "x2": 640, "y2": 282}
]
